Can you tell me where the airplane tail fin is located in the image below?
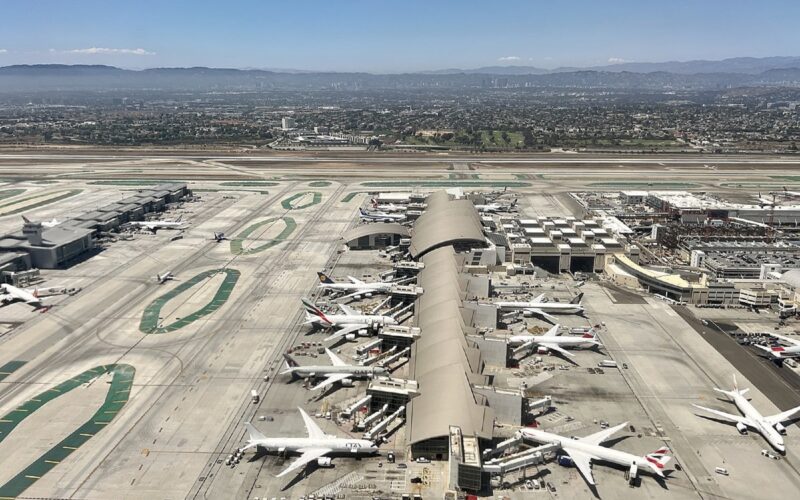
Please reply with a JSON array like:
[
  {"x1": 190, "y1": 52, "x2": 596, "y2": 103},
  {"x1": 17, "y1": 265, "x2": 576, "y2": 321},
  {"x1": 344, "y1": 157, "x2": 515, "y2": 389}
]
[
  {"x1": 175, "y1": 215, "x2": 183, "y2": 223},
  {"x1": 570, "y1": 292, "x2": 584, "y2": 305},
  {"x1": 317, "y1": 272, "x2": 336, "y2": 284},
  {"x1": 281, "y1": 353, "x2": 299, "y2": 374},
  {"x1": 301, "y1": 298, "x2": 331, "y2": 325},
  {"x1": 645, "y1": 447, "x2": 671, "y2": 475},
  {"x1": 21, "y1": 215, "x2": 32, "y2": 223},
  {"x1": 244, "y1": 422, "x2": 267, "y2": 443}
]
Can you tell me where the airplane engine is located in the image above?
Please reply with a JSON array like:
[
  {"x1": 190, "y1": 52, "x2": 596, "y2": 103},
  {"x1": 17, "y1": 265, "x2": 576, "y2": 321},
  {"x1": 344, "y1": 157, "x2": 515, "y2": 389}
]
[
  {"x1": 537, "y1": 346, "x2": 549, "y2": 355},
  {"x1": 775, "y1": 422, "x2": 787, "y2": 435},
  {"x1": 345, "y1": 334, "x2": 356, "y2": 341},
  {"x1": 365, "y1": 292, "x2": 373, "y2": 298},
  {"x1": 317, "y1": 457, "x2": 333, "y2": 467},
  {"x1": 736, "y1": 422, "x2": 748, "y2": 435},
  {"x1": 341, "y1": 378, "x2": 354, "y2": 387},
  {"x1": 522, "y1": 311, "x2": 534, "y2": 318}
]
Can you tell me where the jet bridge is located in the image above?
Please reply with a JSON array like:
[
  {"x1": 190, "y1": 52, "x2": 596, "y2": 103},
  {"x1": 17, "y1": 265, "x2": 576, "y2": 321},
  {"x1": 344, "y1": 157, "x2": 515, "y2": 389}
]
[{"x1": 482, "y1": 441, "x2": 561, "y2": 475}]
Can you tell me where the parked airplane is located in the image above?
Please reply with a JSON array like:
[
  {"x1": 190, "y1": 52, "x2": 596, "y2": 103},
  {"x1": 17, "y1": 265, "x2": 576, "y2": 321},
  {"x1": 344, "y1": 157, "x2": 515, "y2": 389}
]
[
  {"x1": 302, "y1": 298, "x2": 398, "y2": 341},
  {"x1": 316, "y1": 272, "x2": 411, "y2": 300},
  {"x1": 155, "y1": 272, "x2": 175, "y2": 284},
  {"x1": 370, "y1": 199, "x2": 405, "y2": 213},
  {"x1": 521, "y1": 422, "x2": 671, "y2": 486},
  {"x1": 508, "y1": 324, "x2": 603, "y2": 358},
  {"x1": 494, "y1": 293, "x2": 585, "y2": 322},
  {"x1": 692, "y1": 375, "x2": 800, "y2": 453},
  {"x1": 241, "y1": 407, "x2": 378, "y2": 478},
  {"x1": 21, "y1": 215, "x2": 59, "y2": 227},
  {"x1": 0, "y1": 283, "x2": 46, "y2": 310},
  {"x1": 753, "y1": 333, "x2": 800, "y2": 360},
  {"x1": 128, "y1": 215, "x2": 186, "y2": 232},
  {"x1": 358, "y1": 208, "x2": 406, "y2": 223},
  {"x1": 282, "y1": 348, "x2": 387, "y2": 391},
  {"x1": 473, "y1": 198, "x2": 518, "y2": 213},
  {"x1": 212, "y1": 232, "x2": 228, "y2": 242}
]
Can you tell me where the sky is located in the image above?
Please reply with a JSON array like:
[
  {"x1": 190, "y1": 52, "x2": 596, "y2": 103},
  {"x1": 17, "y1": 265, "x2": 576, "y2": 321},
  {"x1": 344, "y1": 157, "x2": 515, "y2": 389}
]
[{"x1": 1, "y1": 0, "x2": 799, "y2": 72}]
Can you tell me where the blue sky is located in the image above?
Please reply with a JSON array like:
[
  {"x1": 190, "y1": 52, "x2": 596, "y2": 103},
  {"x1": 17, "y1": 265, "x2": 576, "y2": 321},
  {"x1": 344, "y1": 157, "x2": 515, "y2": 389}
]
[{"x1": 1, "y1": 0, "x2": 798, "y2": 72}]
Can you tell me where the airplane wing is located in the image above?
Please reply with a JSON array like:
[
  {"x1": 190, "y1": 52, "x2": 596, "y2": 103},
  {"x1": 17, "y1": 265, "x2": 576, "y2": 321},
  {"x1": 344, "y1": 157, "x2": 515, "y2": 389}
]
[
  {"x1": 765, "y1": 405, "x2": 800, "y2": 426},
  {"x1": 298, "y1": 407, "x2": 327, "y2": 439},
  {"x1": 579, "y1": 421, "x2": 628, "y2": 447},
  {"x1": 512, "y1": 338, "x2": 537, "y2": 356},
  {"x1": 347, "y1": 276, "x2": 366, "y2": 286},
  {"x1": 310, "y1": 372, "x2": 354, "y2": 391},
  {"x1": 563, "y1": 448, "x2": 597, "y2": 486},
  {"x1": 337, "y1": 303, "x2": 358, "y2": 316},
  {"x1": 338, "y1": 289, "x2": 372, "y2": 301},
  {"x1": 523, "y1": 308, "x2": 557, "y2": 323},
  {"x1": 275, "y1": 447, "x2": 332, "y2": 478},
  {"x1": 692, "y1": 404, "x2": 753, "y2": 426},
  {"x1": 531, "y1": 293, "x2": 546, "y2": 303},
  {"x1": 325, "y1": 348, "x2": 348, "y2": 367},
  {"x1": 538, "y1": 342, "x2": 576, "y2": 358},
  {"x1": 324, "y1": 324, "x2": 364, "y2": 342}
]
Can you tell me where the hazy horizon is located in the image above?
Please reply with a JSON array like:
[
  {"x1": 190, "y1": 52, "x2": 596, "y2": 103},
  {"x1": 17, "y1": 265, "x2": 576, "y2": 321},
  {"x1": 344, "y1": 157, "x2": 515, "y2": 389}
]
[{"x1": 2, "y1": 0, "x2": 800, "y2": 73}]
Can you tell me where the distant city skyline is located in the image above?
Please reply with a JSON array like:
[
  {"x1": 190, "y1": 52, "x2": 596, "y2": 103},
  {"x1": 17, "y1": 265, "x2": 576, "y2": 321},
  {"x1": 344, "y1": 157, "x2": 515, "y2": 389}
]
[{"x1": 2, "y1": 0, "x2": 799, "y2": 72}]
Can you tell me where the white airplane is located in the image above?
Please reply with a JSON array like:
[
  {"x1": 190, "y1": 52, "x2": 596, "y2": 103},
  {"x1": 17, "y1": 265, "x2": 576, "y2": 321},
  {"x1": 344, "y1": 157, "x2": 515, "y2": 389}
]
[
  {"x1": 302, "y1": 298, "x2": 398, "y2": 342},
  {"x1": 241, "y1": 407, "x2": 378, "y2": 478},
  {"x1": 494, "y1": 293, "x2": 585, "y2": 323},
  {"x1": 21, "y1": 215, "x2": 59, "y2": 227},
  {"x1": 155, "y1": 272, "x2": 175, "y2": 284},
  {"x1": 370, "y1": 199, "x2": 405, "y2": 213},
  {"x1": 692, "y1": 375, "x2": 800, "y2": 453},
  {"x1": 316, "y1": 272, "x2": 411, "y2": 301},
  {"x1": 521, "y1": 422, "x2": 671, "y2": 486},
  {"x1": 0, "y1": 283, "x2": 46, "y2": 310},
  {"x1": 473, "y1": 198, "x2": 518, "y2": 213},
  {"x1": 212, "y1": 232, "x2": 228, "y2": 242},
  {"x1": 358, "y1": 208, "x2": 406, "y2": 223},
  {"x1": 753, "y1": 333, "x2": 800, "y2": 360},
  {"x1": 508, "y1": 324, "x2": 603, "y2": 358},
  {"x1": 128, "y1": 215, "x2": 186, "y2": 232},
  {"x1": 282, "y1": 348, "x2": 387, "y2": 391}
]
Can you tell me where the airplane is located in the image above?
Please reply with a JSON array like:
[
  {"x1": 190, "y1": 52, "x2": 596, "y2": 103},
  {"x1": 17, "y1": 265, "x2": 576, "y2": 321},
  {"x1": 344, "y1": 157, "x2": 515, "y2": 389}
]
[
  {"x1": 155, "y1": 272, "x2": 175, "y2": 284},
  {"x1": 473, "y1": 198, "x2": 518, "y2": 213},
  {"x1": 753, "y1": 332, "x2": 800, "y2": 360},
  {"x1": 302, "y1": 298, "x2": 398, "y2": 342},
  {"x1": 316, "y1": 272, "x2": 411, "y2": 301},
  {"x1": 370, "y1": 199, "x2": 405, "y2": 213},
  {"x1": 494, "y1": 292, "x2": 585, "y2": 323},
  {"x1": 521, "y1": 422, "x2": 671, "y2": 486},
  {"x1": 128, "y1": 215, "x2": 186, "y2": 233},
  {"x1": 0, "y1": 283, "x2": 46, "y2": 310},
  {"x1": 692, "y1": 375, "x2": 800, "y2": 453},
  {"x1": 282, "y1": 347, "x2": 388, "y2": 391},
  {"x1": 507, "y1": 324, "x2": 603, "y2": 358},
  {"x1": 21, "y1": 215, "x2": 59, "y2": 227},
  {"x1": 358, "y1": 208, "x2": 406, "y2": 223},
  {"x1": 212, "y1": 232, "x2": 228, "y2": 242},
  {"x1": 240, "y1": 407, "x2": 378, "y2": 478}
]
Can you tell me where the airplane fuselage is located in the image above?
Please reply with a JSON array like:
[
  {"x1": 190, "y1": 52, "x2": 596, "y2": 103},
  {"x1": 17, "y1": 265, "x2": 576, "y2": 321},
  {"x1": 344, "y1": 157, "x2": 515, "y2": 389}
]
[
  {"x1": 522, "y1": 428, "x2": 661, "y2": 476},
  {"x1": 508, "y1": 334, "x2": 598, "y2": 348},
  {"x1": 287, "y1": 365, "x2": 384, "y2": 379},
  {"x1": 252, "y1": 436, "x2": 378, "y2": 455},
  {"x1": 496, "y1": 301, "x2": 584, "y2": 314},
  {"x1": 316, "y1": 314, "x2": 397, "y2": 329},
  {"x1": 731, "y1": 392, "x2": 786, "y2": 451}
]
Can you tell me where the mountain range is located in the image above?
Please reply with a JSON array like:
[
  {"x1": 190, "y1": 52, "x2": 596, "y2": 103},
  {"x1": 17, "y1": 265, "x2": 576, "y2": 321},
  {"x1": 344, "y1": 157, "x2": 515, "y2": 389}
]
[{"x1": 1, "y1": 57, "x2": 800, "y2": 92}]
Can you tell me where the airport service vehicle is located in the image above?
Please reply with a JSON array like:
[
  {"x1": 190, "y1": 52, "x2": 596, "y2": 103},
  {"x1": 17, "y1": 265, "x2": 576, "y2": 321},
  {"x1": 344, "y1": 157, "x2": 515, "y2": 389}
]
[
  {"x1": 316, "y1": 272, "x2": 412, "y2": 301},
  {"x1": 241, "y1": 407, "x2": 378, "y2": 478},
  {"x1": 521, "y1": 422, "x2": 671, "y2": 486},
  {"x1": 495, "y1": 293, "x2": 585, "y2": 323},
  {"x1": 128, "y1": 215, "x2": 186, "y2": 232},
  {"x1": 0, "y1": 283, "x2": 46, "y2": 310},
  {"x1": 598, "y1": 360, "x2": 618, "y2": 368},
  {"x1": 692, "y1": 375, "x2": 800, "y2": 453},
  {"x1": 302, "y1": 298, "x2": 398, "y2": 341},
  {"x1": 282, "y1": 347, "x2": 387, "y2": 391},
  {"x1": 753, "y1": 332, "x2": 800, "y2": 360},
  {"x1": 507, "y1": 324, "x2": 603, "y2": 359},
  {"x1": 155, "y1": 271, "x2": 175, "y2": 284},
  {"x1": 358, "y1": 208, "x2": 406, "y2": 223}
]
